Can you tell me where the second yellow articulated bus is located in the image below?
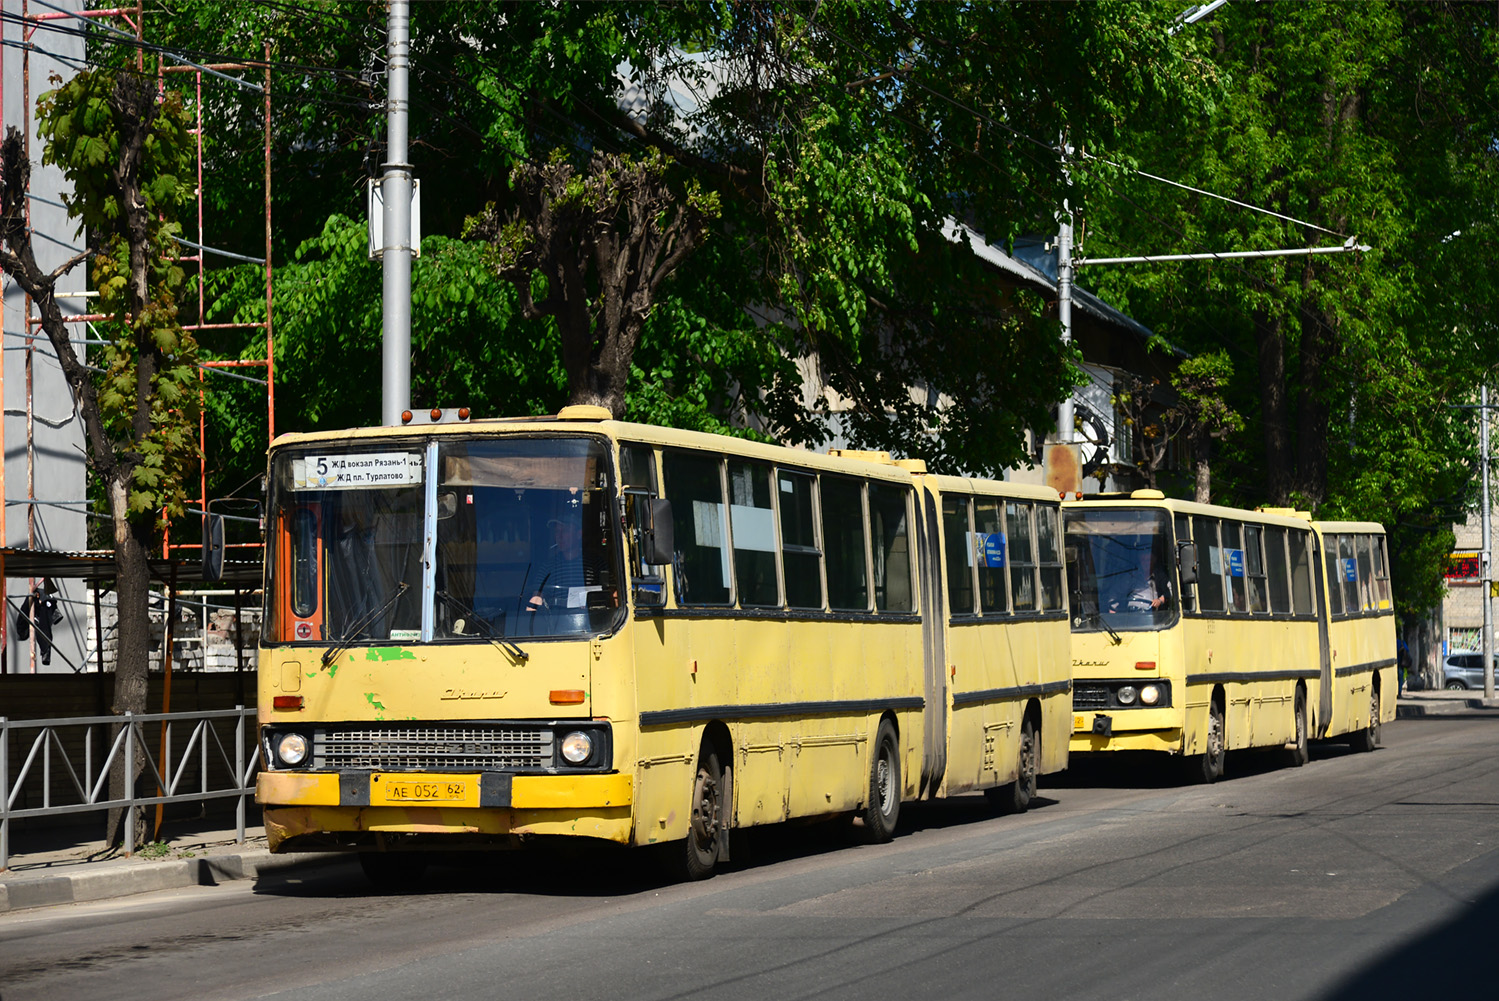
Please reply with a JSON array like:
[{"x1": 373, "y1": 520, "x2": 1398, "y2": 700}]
[
  {"x1": 254, "y1": 408, "x2": 1072, "y2": 883},
  {"x1": 1062, "y1": 490, "x2": 1396, "y2": 781}
]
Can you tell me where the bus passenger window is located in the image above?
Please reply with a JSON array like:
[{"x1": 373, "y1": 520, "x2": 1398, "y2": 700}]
[
  {"x1": 975, "y1": 497, "x2": 1008, "y2": 614},
  {"x1": 663, "y1": 451, "x2": 731, "y2": 605},
  {"x1": 1372, "y1": 535, "x2": 1392, "y2": 607},
  {"x1": 1356, "y1": 535, "x2": 1374, "y2": 611},
  {"x1": 1245, "y1": 525, "x2": 1268, "y2": 613},
  {"x1": 1265, "y1": 527, "x2": 1292, "y2": 614},
  {"x1": 1323, "y1": 539, "x2": 1345, "y2": 617},
  {"x1": 943, "y1": 498, "x2": 975, "y2": 615},
  {"x1": 1289, "y1": 531, "x2": 1314, "y2": 614},
  {"x1": 870, "y1": 484, "x2": 913, "y2": 612},
  {"x1": 1221, "y1": 522, "x2": 1247, "y2": 612},
  {"x1": 823, "y1": 477, "x2": 869, "y2": 611},
  {"x1": 1036, "y1": 505, "x2": 1064, "y2": 612},
  {"x1": 1006, "y1": 502, "x2": 1036, "y2": 612},
  {"x1": 729, "y1": 462, "x2": 779, "y2": 607},
  {"x1": 779, "y1": 470, "x2": 822, "y2": 609},
  {"x1": 1194, "y1": 517, "x2": 1225, "y2": 612},
  {"x1": 1338, "y1": 534, "x2": 1359, "y2": 613}
]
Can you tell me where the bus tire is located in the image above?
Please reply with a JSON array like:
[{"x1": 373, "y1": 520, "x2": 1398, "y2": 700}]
[
  {"x1": 860, "y1": 720, "x2": 901, "y2": 843},
  {"x1": 680, "y1": 743, "x2": 726, "y2": 881},
  {"x1": 1191, "y1": 696, "x2": 1226, "y2": 784},
  {"x1": 986, "y1": 715, "x2": 1038, "y2": 814},
  {"x1": 1286, "y1": 688, "x2": 1309, "y2": 768},
  {"x1": 358, "y1": 851, "x2": 429, "y2": 890},
  {"x1": 1350, "y1": 685, "x2": 1380, "y2": 753}
]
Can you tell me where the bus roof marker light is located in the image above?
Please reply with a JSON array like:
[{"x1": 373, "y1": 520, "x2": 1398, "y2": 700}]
[
  {"x1": 430, "y1": 408, "x2": 442, "y2": 421},
  {"x1": 458, "y1": 407, "x2": 470, "y2": 420},
  {"x1": 401, "y1": 410, "x2": 413, "y2": 424}
]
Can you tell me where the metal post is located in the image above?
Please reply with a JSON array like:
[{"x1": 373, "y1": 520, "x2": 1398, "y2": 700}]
[
  {"x1": 2, "y1": 716, "x2": 9, "y2": 870},
  {"x1": 234, "y1": 704, "x2": 245, "y2": 844},
  {"x1": 1485, "y1": 385, "x2": 1495, "y2": 700},
  {"x1": 123, "y1": 710, "x2": 135, "y2": 857},
  {"x1": 380, "y1": 0, "x2": 413, "y2": 426},
  {"x1": 1056, "y1": 200, "x2": 1074, "y2": 444}
]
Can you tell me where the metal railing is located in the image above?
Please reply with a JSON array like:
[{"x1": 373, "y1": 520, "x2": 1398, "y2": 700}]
[{"x1": 0, "y1": 707, "x2": 260, "y2": 870}]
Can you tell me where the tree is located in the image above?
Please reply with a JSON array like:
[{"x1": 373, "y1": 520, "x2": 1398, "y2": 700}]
[{"x1": 0, "y1": 69, "x2": 198, "y2": 844}]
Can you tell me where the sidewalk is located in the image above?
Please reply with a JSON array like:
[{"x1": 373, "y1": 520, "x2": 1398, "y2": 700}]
[
  {"x1": 0, "y1": 813, "x2": 342, "y2": 914},
  {"x1": 1394, "y1": 686, "x2": 1499, "y2": 716}
]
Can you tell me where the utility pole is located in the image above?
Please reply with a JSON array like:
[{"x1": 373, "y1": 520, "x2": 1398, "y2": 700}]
[
  {"x1": 1055, "y1": 199, "x2": 1074, "y2": 445},
  {"x1": 1485, "y1": 384, "x2": 1496, "y2": 700},
  {"x1": 380, "y1": 0, "x2": 412, "y2": 426}
]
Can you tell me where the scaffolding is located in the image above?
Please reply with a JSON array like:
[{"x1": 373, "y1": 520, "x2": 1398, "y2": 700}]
[{"x1": 1, "y1": 1, "x2": 275, "y2": 675}]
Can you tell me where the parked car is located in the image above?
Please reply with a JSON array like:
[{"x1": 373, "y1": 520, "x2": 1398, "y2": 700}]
[{"x1": 1442, "y1": 650, "x2": 1495, "y2": 690}]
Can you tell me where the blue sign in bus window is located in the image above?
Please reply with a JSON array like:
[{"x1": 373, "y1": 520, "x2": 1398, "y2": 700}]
[
  {"x1": 1342, "y1": 558, "x2": 1357, "y2": 583},
  {"x1": 1226, "y1": 549, "x2": 1245, "y2": 577},
  {"x1": 982, "y1": 532, "x2": 1007, "y2": 569}
]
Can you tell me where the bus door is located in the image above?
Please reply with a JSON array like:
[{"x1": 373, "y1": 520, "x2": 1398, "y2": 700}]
[{"x1": 915, "y1": 484, "x2": 948, "y2": 797}]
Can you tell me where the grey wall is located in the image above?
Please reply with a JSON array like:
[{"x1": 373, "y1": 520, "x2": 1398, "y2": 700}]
[{"x1": 3, "y1": 0, "x2": 88, "y2": 675}]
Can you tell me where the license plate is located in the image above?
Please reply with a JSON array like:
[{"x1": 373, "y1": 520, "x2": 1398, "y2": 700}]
[
  {"x1": 1074, "y1": 714, "x2": 1086, "y2": 732},
  {"x1": 370, "y1": 773, "x2": 477, "y2": 807}
]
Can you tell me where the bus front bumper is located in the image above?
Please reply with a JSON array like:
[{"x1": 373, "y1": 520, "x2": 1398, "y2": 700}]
[{"x1": 258, "y1": 771, "x2": 633, "y2": 851}]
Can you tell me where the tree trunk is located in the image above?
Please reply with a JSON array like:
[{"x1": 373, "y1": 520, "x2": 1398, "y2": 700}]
[
  {"x1": 1253, "y1": 309, "x2": 1293, "y2": 505},
  {"x1": 103, "y1": 476, "x2": 155, "y2": 848}
]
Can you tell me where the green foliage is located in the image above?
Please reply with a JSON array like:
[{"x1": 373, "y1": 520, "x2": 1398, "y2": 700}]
[{"x1": 37, "y1": 68, "x2": 201, "y2": 523}]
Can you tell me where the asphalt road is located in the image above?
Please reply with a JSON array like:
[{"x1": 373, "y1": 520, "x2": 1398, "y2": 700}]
[{"x1": 3, "y1": 714, "x2": 1497, "y2": 1001}]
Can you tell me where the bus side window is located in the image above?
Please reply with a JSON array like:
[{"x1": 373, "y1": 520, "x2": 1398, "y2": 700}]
[
  {"x1": 1355, "y1": 535, "x2": 1374, "y2": 612},
  {"x1": 1323, "y1": 536, "x2": 1345, "y2": 617},
  {"x1": 1175, "y1": 514, "x2": 1195, "y2": 612},
  {"x1": 1006, "y1": 501, "x2": 1036, "y2": 612},
  {"x1": 662, "y1": 450, "x2": 731, "y2": 605},
  {"x1": 1222, "y1": 522, "x2": 1247, "y2": 612},
  {"x1": 1245, "y1": 525, "x2": 1269, "y2": 613},
  {"x1": 1372, "y1": 535, "x2": 1392, "y2": 608},
  {"x1": 292, "y1": 506, "x2": 320, "y2": 620},
  {"x1": 943, "y1": 497, "x2": 976, "y2": 616},
  {"x1": 1289, "y1": 530, "x2": 1314, "y2": 614},
  {"x1": 621, "y1": 445, "x2": 665, "y2": 604},
  {"x1": 779, "y1": 470, "x2": 823, "y2": 609},
  {"x1": 1036, "y1": 504, "x2": 1064, "y2": 612},
  {"x1": 870, "y1": 483, "x2": 913, "y2": 612},
  {"x1": 1194, "y1": 516, "x2": 1226, "y2": 612},
  {"x1": 823, "y1": 476, "x2": 870, "y2": 611},
  {"x1": 729, "y1": 461, "x2": 780, "y2": 607},
  {"x1": 975, "y1": 496, "x2": 1008, "y2": 614},
  {"x1": 1265, "y1": 526, "x2": 1292, "y2": 614},
  {"x1": 1338, "y1": 534, "x2": 1359, "y2": 613}
]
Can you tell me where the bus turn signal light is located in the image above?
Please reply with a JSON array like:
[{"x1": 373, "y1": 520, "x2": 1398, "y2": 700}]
[
  {"x1": 1135, "y1": 661, "x2": 1156, "y2": 671},
  {"x1": 550, "y1": 689, "x2": 585, "y2": 705},
  {"x1": 273, "y1": 695, "x2": 304, "y2": 710}
]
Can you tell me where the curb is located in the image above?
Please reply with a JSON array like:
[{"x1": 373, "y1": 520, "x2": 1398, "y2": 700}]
[
  {"x1": 1396, "y1": 696, "x2": 1499, "y2": 719},
  {"x1": 0, "y1": 850, "x2": 345, "y2": 914}
]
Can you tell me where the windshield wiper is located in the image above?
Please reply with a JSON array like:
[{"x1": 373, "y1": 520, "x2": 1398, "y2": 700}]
[
  {"x1": 436, "y1": 589, "x2": 529, "y2": 662},
  {"x1": 1092, "y1": 610, "x2": 1123, "y2": 645},
  {"x1": 321, "y1": 581, "x2": 410, "y2": 669}
]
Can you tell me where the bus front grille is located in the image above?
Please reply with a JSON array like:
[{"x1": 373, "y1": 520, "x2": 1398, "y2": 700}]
[
  {"x1": 1072, "y1": 684, "x2": 1111, "y2": 710},
  {"x1": 315, "y1": 726, "x2": 554, "y2": 771}
]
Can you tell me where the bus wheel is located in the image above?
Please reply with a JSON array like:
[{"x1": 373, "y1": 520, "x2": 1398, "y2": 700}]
[
  {"x1": 1192, "y1": 697, "x2": 1226, "y2": 784},
  {"x1": 1351, "y1": 686, "x2": 1381, "y2": 753},
  {"x1": 986, "y1": 716, "x2": 1037, "y2": 814},
  {"x1": 358, "y1": 851, "x2": 429, "y2": 890},
  {"x1": 860, "y1": 720, "x2": 901, "y2": 843},
  {"x1": 1286, "y1": 689, "x2": 1309, "y2": 768},
  {"x1": 681, "y1": 745, "x2": 725, "y2": 880}
]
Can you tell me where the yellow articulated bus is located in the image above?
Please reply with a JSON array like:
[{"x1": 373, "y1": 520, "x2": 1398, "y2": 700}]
[
  {"x1": 255, "y1": 406, "x2": 1070, "y2": 883},
  {"x1": 1062, "y1": 491, "x2": 1395, "y2": 782}
]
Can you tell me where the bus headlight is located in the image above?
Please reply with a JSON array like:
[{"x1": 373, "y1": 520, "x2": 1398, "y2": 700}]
[
  {"x1": 276, "y1": 732, "x2": 309, "y2": 767},
  {"x1": 1116, "y1": 685, "x2": 1138, "y2": 706},
  {"x1": 1140, "y1": 684, "x2": 1162, "y2": 706},
  {"x1": 561, "y1": 731, "x2": 594, "y2": 764}
]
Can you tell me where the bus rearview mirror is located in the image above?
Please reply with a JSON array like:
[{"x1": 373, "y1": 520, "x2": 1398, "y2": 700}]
[
  {"x1": 202, "y1": 513, "x2": 225, "y2": 581},
  {"x1": 642, "y1": 498, "x2": 675, "y2": 565},
  {"x1": 1177, "y1": 542, "x2": 1198, "y2": 585}
]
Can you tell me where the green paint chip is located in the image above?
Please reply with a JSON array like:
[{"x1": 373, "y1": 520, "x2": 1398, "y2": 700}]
[{"x1": 365, "y1": 647, "x2": 416, "y2": 662}]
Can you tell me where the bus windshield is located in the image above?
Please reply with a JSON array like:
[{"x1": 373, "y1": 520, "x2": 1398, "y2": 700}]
[
  {"x1": 266, "y1": 436, "x2": 624, "y2": 646},
  {"x1": 1064, "y1": 507, "x2": 1177, "y2": 632}
]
